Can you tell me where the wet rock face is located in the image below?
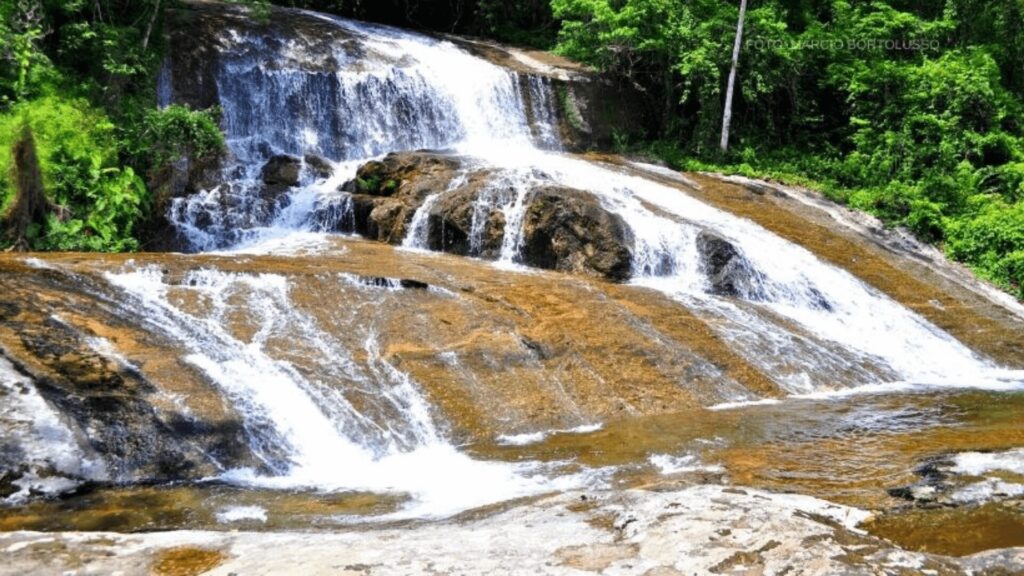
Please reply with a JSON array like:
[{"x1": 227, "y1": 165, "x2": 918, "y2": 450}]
[
  {"x1": 328, "y1": 152, "x2": 634, "y2": 281},
  {"x1": 696, "y1": 231, "x2": 766, "y2": 299},
  {"x1": 329, "y1": 152, "x2": 464, "y2": 242},
  {"x1": 304, "y1": 154, "x2": 334, "y2": 179},
  {"x1": 164, "y1": 2, "x2": 370, "y2": 111},
  {"x1": 261, "y1": 155, "x2": 302, "y2": 187},
  {"x1": 520, "y1": 187, "x2": 633, "y2": 281},
  {"x1": 425, "y1": 173, "x2": 506, "y2": 257},
  {"x1": 0, "y1": 265, "x2": 257, "y2": 488}
]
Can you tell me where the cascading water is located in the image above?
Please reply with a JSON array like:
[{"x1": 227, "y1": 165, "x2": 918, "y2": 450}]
[
  {"x1": 0, "y1": 357, "x2": 108, "y2": 504},
  {"x1": 167, "y1": 9, "x2": 556, "y2": 251},
  {"x1": 402, "y1": 171, "x2": 468, "y2": 250},
  {"x1": 103, "y1": 266, "x2": 593, "y2": 517},
  {"x1": 148, "y1": 3, "x2": 1023, "y2": 515},
  {"x1": 455, "y1": 151, "x2": 1013, "y2": 395}
]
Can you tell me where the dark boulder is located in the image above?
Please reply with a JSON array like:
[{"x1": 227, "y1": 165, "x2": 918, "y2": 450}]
[
  {"x1": 261, "y1": 154, "x2": 302, "y2": 187},
  {"x1": 520, "y1": 187, "x2": 633, "y2": 281},
  {"x1": 696, "y1": 231, "x2": 766, "y2": 299},
  {"x1": 322, "y1": 151, "x2": 464, "y2": 243},
  {"x1": 424, "y1": 173, "x2": 506, "y2": 258},
  {"x1": 304, "y1": 154, "x2": 334, "y2": 179},
  {"x1": 330, "y1": 152, "x2": 637, "y2": 281}
]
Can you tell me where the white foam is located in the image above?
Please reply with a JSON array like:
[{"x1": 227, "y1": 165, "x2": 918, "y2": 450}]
[
  {"x1": 20, "y1": 257, "x2": 55, "y2": 270},
  {"x1": 649, "y1": 453, "x2": 724, "y2": 475},
  {"x1": 952, "y1": 448, "x2": 1024, "y2": 476},
  {"x1": 216, "y1": 230, "x2": 334, "y2": 256},
  {"x1": 950, "y1": 479, "x2": 1024, "y2": 504},
  {"x1": 707, "y1": 398, "x2": 782, "y2": 411},
  {"x1": 496, "y1": 432, "x2": 546, "y2": 446},
  {"x1": 495, "y1": 423, "x2": 603, "y2": 446},
  {"x1": 220, "y1": 445, "x2": 608, "y2": 520},
  {"x1": 216, "y1": 506, "x2": 269, "y2": 523}
]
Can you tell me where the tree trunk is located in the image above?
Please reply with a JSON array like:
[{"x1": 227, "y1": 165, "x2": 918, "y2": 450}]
[
  {"x1": 720, "y1": 0, "x2": 748, "y2": 153},
  {"x1": 662, "y1": 57, "x2": 675, "y2": 130},
  {"x1": 3, "y1": 127, "x2": 47, "y2": 250},
  {"x1": 142, "y1": 0, "x2": 161, "y2": 51}
]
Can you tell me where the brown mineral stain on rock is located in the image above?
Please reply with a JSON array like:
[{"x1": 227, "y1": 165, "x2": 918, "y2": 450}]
[
  {"x1": 555, "y1": 542, "x2": 639, "y2": 571},
  {"x1": 863, "y1": 503, "x2": 1024, "y2": 557},
  {"x1": 151, "y1": 547, "x2": 225, "y2": 576}
]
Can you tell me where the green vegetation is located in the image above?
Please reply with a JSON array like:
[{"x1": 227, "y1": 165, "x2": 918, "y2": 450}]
[
  {"x1": 556, "y1": 85, "x2": 585, "y2": 132},
  {"x1": 1, "y1": 0, "x2": 223, "y2": 251},
  {"x1": 552, "y1": 0, "x2": 1024, "y2": 297}
]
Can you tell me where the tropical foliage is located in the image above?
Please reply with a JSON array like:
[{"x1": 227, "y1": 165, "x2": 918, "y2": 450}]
[
  {"x1": 551, "y1": 0, "x2": 1024, "y2": 297},
  {"x1": 1, "y1": 0, "x2": 222, "y2": 251}
]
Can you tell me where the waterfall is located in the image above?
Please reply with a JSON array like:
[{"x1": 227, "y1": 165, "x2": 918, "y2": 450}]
[
  {"x1": 145, "y1": 3, "x2": 1023, "y2": 516},
  {"x1": 167, "y1": 11, "x2": 552, "y2": 250},
  {"x1": 164, "y1": 4, "x2": 1019, "y2": 394},
  {"x1": 102, "y1": 265, "x2": 590, "y2": 517}
]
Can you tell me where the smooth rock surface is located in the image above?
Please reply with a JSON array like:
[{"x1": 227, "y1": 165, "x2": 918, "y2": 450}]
[{"x1": 1, "y1": 485, "x2": 1018, "y2": 575}]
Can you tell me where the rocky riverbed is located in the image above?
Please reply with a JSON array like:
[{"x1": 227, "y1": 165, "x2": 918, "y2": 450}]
[{"x1": 4, "y1": 484, "x2": 1023, "y2": 576}]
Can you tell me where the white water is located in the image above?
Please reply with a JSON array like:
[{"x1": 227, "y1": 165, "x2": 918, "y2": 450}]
[
  {"x1": 168, "y1": 10, "x2": 556, "y2": 250},
  {"x1": 649, "y1": 453, "x2": 724, "y2": 475},
  {"x1": 401, "y1": 170, "x2": 468, "y2": 250},
  {"x1": 459, "y1": 149, "x2": 1017, "y2": 392},
  {"x1": 0, "y1": 357, "x2": 108, "y2": 503},
  {"x1": 103, "y1": 265, "x2": 595, "y2": 517},
  {"x1": 149, "y1": 5, "x2": 1024, "y2": 515},
  {"x1": 495, "y1": 423, "x2": 603, "y2": 447},
  {"x1": 216, "y1": 505, "x2": 268, "y2": 523},
  {"x1": 953, "y1": 448, "x2": 1024, "y2": 476}
]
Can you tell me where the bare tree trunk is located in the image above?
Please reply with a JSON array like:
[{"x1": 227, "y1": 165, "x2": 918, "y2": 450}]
[
  {"x1": 142, "y1": 0, "x2": 161, "y2": 51},
  {"x1": 662, "y1": 58, "x2": 675, "y2": 129},
  {"x1": 3, "y1": 127, "x2": 47, "y2": 250},
  {"x1": 720, "y1": 0, "x2": 748, "y2": 153}
]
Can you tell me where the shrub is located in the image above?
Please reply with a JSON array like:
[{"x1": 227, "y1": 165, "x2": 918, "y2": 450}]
[
  {"x1": 132, "y1": 104, "x2": 225, "y2": 171},
  {"x1": 0, "y1": 96, "x2": 147, "y2": 251}
]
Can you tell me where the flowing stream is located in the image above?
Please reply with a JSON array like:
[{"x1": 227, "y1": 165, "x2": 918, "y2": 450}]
[
  {"x1": 4, "y1": 4, "x2": 1023, "y2": 525},
  {"x1": 149, "y1": 6, "x2": 1024, "y2": 514}
]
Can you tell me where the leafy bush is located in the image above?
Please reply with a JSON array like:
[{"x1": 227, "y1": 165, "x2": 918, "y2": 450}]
[
  {"x1": 0, "y1": 96, "x2": 147, "y2": 251},
  {"x1": 945, "y1": 197, "x2": 1024, "y2": 297},
  {"x1": 131, "y1": 104, "x2": 225, "y2": 171}
]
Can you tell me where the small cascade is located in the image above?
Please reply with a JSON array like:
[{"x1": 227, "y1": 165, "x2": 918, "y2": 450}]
[
  {"x1": 104, "y1": 267, "x2": 435, "y2": 463},
  {"x1": 167, "y1": 11, "x2": 565, "y2": 250},
  {"x1": 475, "y1": 150, "x2": 1001, "y2": 390},
  {"x1": 0, "y1": 357, "x2": 108, "y2": 503},
  {"x1": 401, "y1": 193, "x2": 441, "y2": 250},
  {"x1": 103, "y1": 265, "x2": 586, "y2": 516},
  {"x1": 494, "y1": 175, "x2": 535, "y2": 264},
  {"x1": 522, "y1": 75, "x2": 563, "y2": 151},
  {"x1": 402, "y1": 171, "x2": 468, "y2": 250}
]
